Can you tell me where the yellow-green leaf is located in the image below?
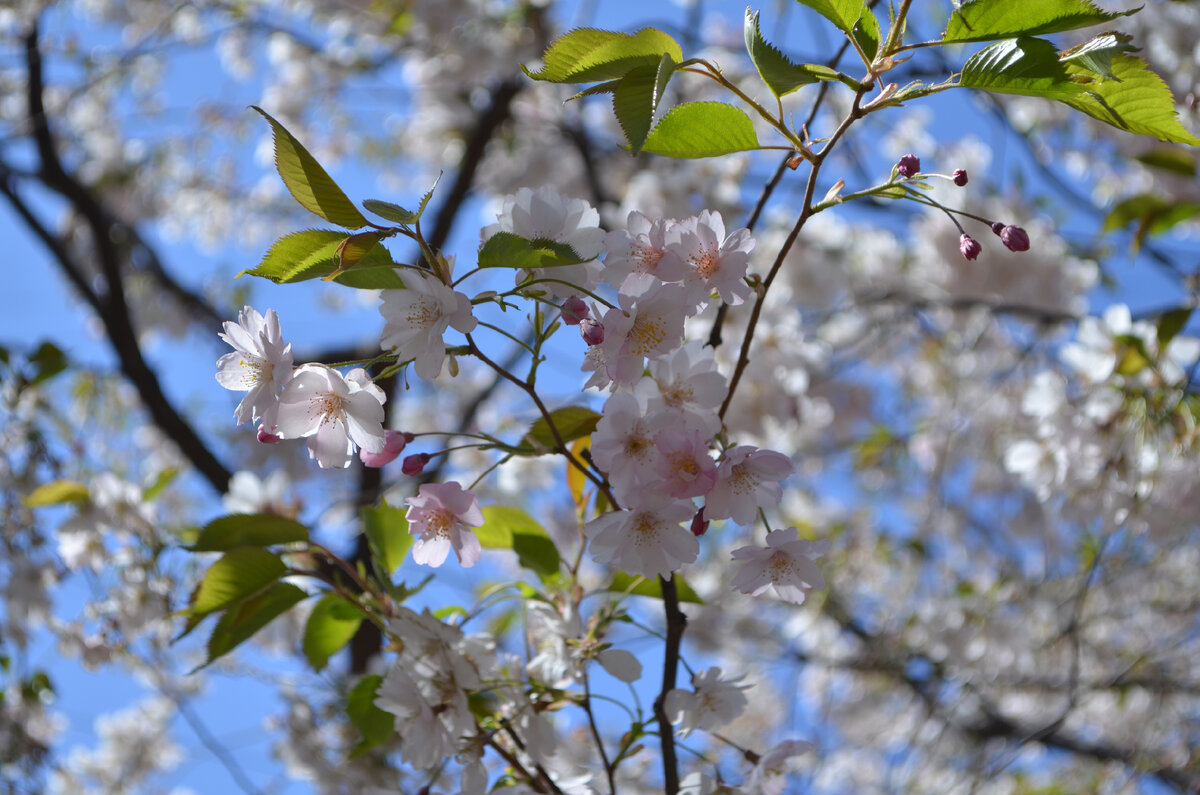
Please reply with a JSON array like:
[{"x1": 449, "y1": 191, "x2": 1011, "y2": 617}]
[
  {"x1": 640, "y1": 102, "x2": 761, "y2": 159},
  {"x1": 1060, "y1": 53, "x2": 1200, "y2": 146},
  {"x1": 613, "y1": 53, "x2": 677, "y2": 155},
  {"x1": 524, "y1": 27, "x2": 682, "y2": 84},
  {"x1": 522, "y1": 406, "x2": 601, "y2": 453},
  {"x1": 476, "y1": 506, "x2": 561, "y2": 579},
  {"x1": 347, "y1": 674, "x2": 395, "y2": 757},
  {"x1": 201, "y1": 582, "x2": 307, "y2": 668},
  {"x1": 192, "y1": 548, "x2": 287, "y2": 617},
  {"x1": 24, "y1": 480, "x2": 89, "y2": 507},
  {"x1": 303, "y1": 594, "x2": 363, "y2": 672},
  {"x1": 959, "y1": 37, "x2": 1089, "y2": 100},
  {"x1": 191, "y1": 514, "x2": 309, "y2": 552},
  {"x1": 609, "y1": 572, "x2": 704, "y2": 604},
  {"x1": 362, "y1": 503, "x2": 411, "y2": 578},
  {"x1": 943, "y1": 0, "x2": 1138, "y2": 43},
  {"x1": 795, "y1": 0, "x2": 880, "y2": 60},
  {"x1": 241, "y1": 229, "x2": 404, "y2": 288}
]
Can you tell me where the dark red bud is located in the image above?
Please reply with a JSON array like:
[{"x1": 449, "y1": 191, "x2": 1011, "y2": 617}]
[
  {"x1": 1000, "y1": 225, "x2": 1030, "y2": 252},
  {"x1": 959, "y1": 234, "x2": 982, "y2": 261},
  {"x1": 952, "y1": 169, "x2": 968, "y2": 187},
  {"x1": 897, "y1": 153, "x2": 920, "y2": 178},
  {"x1": 690, "y1": 508, "x2": 709, "y2": 536},
  {"x1": 560, "y1": 296, "x2": 589, "y2": 326},
  {"x1": 257, "y1": 425, "x2": 281, "y2": 444},
  {"x1": 401, "y1": 453, "x2": 430, "y2": 475},
  {"x1": 580, "y1": 318, "x2": 605, "y2": 346},
  {"x1": 990, "y1": 221, "x2": 1005, "y2": 236}
]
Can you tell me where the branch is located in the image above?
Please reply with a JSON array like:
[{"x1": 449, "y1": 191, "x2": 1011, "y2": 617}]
[{"x1": 652, "y1": 575, "x2": 686, "y2": 795}]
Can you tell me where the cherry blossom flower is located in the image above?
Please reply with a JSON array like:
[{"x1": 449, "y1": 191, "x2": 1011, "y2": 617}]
[
  {"x1": 599, "y1": 281, "x2": 687, "y2": 386},
  {"x1": 705, "y1": 446, "x2": 794, "y2": 525},
  {"x1": 379, "y1": 269, "x2": 477, "y2": 381},
  {"x1": 374, "y1": 665, "x2": 459, "y2": 770},
  {"x1": 585, "y1": 497, "x2": 699, "y2": 579},
  {"x1": 215, "y1": 306, "x2": 293, "y2": 425},
  {"x1": 668, "y1": 210, "x2": 754, "y2": 307},
  {"x1": 730, "y1": 527, "x2": 829, "y2": 604},
  {"x1": 651, "y1": 427, "x2": 718, "y2": 499},
  {"x1": 663, "y1": 666, "x2": 750, "y2": 737},
  {"x1": 273, "y1": 365, "x2": 386, "y2": 469},
  {"x1": 745, "y1": 739, "x2": 814, "y2": 795},
  {"x1": 601, "y1": 211, "x2": 685, "y2": 291},
  {"x1": 483, "y1": 186, "x2": 604, "y2": 297},
  {"x1": 590, "y1": 391, "x2": 669, "y2": 502},
  {"x1": 405, "y1": 481, "x2": 485, "y2": 568},
  {"x1": 635, "y1": 342, "x2": 727, "y2": 436}
]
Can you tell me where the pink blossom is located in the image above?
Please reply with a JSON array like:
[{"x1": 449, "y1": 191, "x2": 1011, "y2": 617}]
[
  {"x1": 585, "y1": 498, "x2": 699, "y2": 579},
  {"x1": 668, "y1": 210, "x2": 754, "y2": 308},
  {"x1": 730, "y1": 527, "x2": 829, "y2": 604},
  {"x1": 651, "y1": 427, "x2": 718, "y2": 499},
  {"x1": 405, "y1": 481, "x2": 485, "y2": 568},
  {"x1": 273, "y1": 365, "x2": 386, "y2": 469},
  {"x1": 599, "y1": 281, "x2": 687, "y2": 386},
  {"x1": 601, "y1": 211, "x2": 685, "y2": 291},
  {"x1": 379, "y1": 269, "x2": 476, "y2": 381},
  {"x1": 705, "y1": 447, "x2": 794, "y2": 525},
  {"x1": 635, "y1": 342, "x2": 727, "y2": 436},
  {"x1": 590, "y1": 392, "x2": 668, "y2": 503}
]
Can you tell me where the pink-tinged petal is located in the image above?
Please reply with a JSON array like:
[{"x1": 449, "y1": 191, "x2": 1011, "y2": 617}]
[
  {"x1": 766, "y1": 527, "x2": 800, "y2": 548},
  {"x1": 730, "y1": 561, "x2": 771, "y2": 594},
  {"x1": 747, "y1": 450, "x2": 794, "y2": 479},
  {"x1": 772, "y1": 582, "x2": 808, "y2": 604},
  {"x1": 413, "y1": 339, "x2": 446, "y2": 381},
  {"x1": 412, "y1": 534, "x2": 451, "y2": 567},
  {"x1": 273, "y1": 396, "x2": 321, "y2": 438},
  {"x1": 453, "y1": 528, "x2": 482, "y2": 568},
  {"x1": 309, "y1": 420, "x2": 354, "y2": 469},
  {"x1": 789, "y1": 553, "x2": 826, "y2": 590},
  {"x1": 345, "y1": 394, "x2": 386, "y2": 453},
  {"x1": 360, "y1": 430, "x2": 408, "y2": 467}
]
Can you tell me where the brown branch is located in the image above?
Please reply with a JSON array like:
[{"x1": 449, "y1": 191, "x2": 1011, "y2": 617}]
[{"x1": 652, "y1": 575, "x2": 686, "y2": 795}]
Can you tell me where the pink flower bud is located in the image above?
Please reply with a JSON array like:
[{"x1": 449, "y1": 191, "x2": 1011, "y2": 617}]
[
  {"x1": 360, "y1": 430, "x2": 410, "y2": 468},
  {"x1": 897, "y1": 153, "x2": 920, "y2": 178},
  {"x1": 690, "y1": 508, "x2": 709, "y2": 537},
  {"x1": 952, "y1": 169, "x2": 968, "y2": 187},
  {"x1": 402, "y1": 452, "x2": 430, "y2": 475},
  {"x1": 959, "y1": 234, "x2": 982, "y2": 261},
  {"x1": 580, "y1": 318, "x2": 605, "y2": 346},
  {"x1": 257, "y1": 425, "x2": 281, "y2": 444},
  {"x1": 1000, "y1": 225, "x2": 1030, "y2": 252},
  {"x1": 990, "y1": 221, "x2": 1005, "y2": 236},
  {"x1": 560, "y1": 296, "x2": 589, "y2": 326}
]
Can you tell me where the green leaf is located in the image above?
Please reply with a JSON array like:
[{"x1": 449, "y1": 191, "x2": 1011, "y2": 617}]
[
  {"x1": 959, "y1": 37, "x2": 1088, "y2": 100},
  {"x1": 640, "y1": 102, "x2": 761, "y2": 158},
  {"x1": 943, "y1": 0, "x2": 1139, "y2": 43},
  {"x1": 1058, "y1": 32, "x2": 1138, "y2": 80},
  {"x1": 142, "y1": 467, "x2": 178, "y2": 501},
  {"x1": 192, "y1": 548, "x2": 287, "y2": 617},
  {"x1": 609, "y1": 572, "x2": 704, "y2": 604},
  {"x1": 745, "y1": 10, "x2": 855, "y2": 98},
  {"x1": 362, "y1": 503, "x2": 412, "y2": 577},
  {"x1": 362, "y1": 174, "x2": 440, "y2": 225},
  {"x1": 251, "y1": 106, "x2": 368, "y2": 229},
  {"x1": 521, "y1": 406, "x2": 601, "y2": 453},
  {"x1": 475, "y1": 506, "x2": 561, "y2": 579},
  {"x1": 201, "y1": 582, "x2": 307, "y2": 668},
  {"x1": 28, "y1": 341, "x2": 68, "y2": 385},
  {"x1": 524, "y1": 27, "x2": 682, "y2": 84},
  {"x1": 322, "y1": 231, "x2": 388, "y2": 282},
  {"x1": 1157, "y1": 307, "x2": 1193, "y2": 348},
  {"x1": 347, "y1": 674, "x2": 395, "y2": 757},
  {"x1": 241, "y1": 229, "x2": 405, "y2": 289},
  {"x1": 303, "y1": 594, "x2": 364, "y2": 672},
  {"x1": 192, "y1": 514, "x2": 309, "y2": 552},
  {"x1": 1134, "y1": 147, "x2": 1196, "y2": 176},
  {"x1": 1060, "y1": 53, "x2": 1200, "y2": 145},
  {"x1": 477, "y1": 232, "x2": 591, "y2": 271},
  {"x1": 795, "y1": 0, "x2": 880, "y2": 59},
  {"x1": 613, "y1": 53, "x2": 676, "y2": 155},
  {"x1": 1101, "y1": 193, "x2": 1200, "y2": 253},
  {"x1": 24, "y1": 479, "x2": 89, "y2": 507}
]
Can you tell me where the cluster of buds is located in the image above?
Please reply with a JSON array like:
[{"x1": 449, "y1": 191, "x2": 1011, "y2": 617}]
[{"x1": 561, "y1": 295, "x2": 605, "y2": 345}]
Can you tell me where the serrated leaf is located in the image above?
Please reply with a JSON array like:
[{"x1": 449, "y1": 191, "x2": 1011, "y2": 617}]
[
  {"x1": 567, "y1": 80, "x2": 622, "y2": 101},
  {"x1": 362, "y1": 503, "x2": 411, "y2": 577},
  {"x1": 192, "y1": 514, "x2": 309, "y2": 552},
  {"x1": 192, "y1": 548, "x2": 287, "y2": 617},
  {"x1": 943, "y1": 0, "x2": 1139, "y2": 43},
  {"x1": 613, "y1": 53, "x2": 676, "y2": 155},
  {"x1": 362, "y1": 174, "x2": 440, "y2": 225},
  {"x1": 1060, "y1": 53, "x2": 1200, "y2": 145},
  {"x1": 745, "y1": 9, "x2": 847, "y2": 98},
  {"x1": 1059, "y1": 32, "x2": 1138, "y2": 80},
  {"x1": 795, "y1": 0, "x2": 880, "y2": 59},
  {"x1": 251, "y1": 106, "x2": 368, "y2": 229},
  {"x1": 640, "y1": 102, "x2": 761, "y2": 158},
  {"x1": 303, "y1": 594, "x2": 363, "y2": 672},
  {"x1": 1157, "y1": 307, "x2": 1193, "y2": 348},
  {"x1": 323, "y1": 231, "x2": 388, "y2": 282},
  {"x1": 347, "y1": 674, "x2": 395, "y2": 757},
  {"x1": 609, "y1": 572, "x2": 704, "y2": 604},
  {"x1": 524, "y1": 27, "x2": 682, "y2": 84},
  {"x1": 478, "y1": 232, "x2": 591, "y2": 270},
  {"x1": 1134, "y1": 147, "x2": 1196, "y2": 176},
  {"x1": 523, "y1": 406, "x2": 601, "y2": 452},
  {"x1": 24, "y1": 479, "x2": 89, "y2": 507},
  {"x1": 475, "y1": 506, "x2": 561, "y2": 579},
  {"x1": 241, "y1": 229, "x2": 404, "y2": 288},
  {"x1": 960, "y1": 37, "x2": 1088, "y2": 100},
  {"x1": 201, "y1": 582, "x2": 307, "y2": 669}
]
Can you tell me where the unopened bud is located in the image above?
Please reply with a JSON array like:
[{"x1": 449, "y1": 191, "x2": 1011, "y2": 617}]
[
  {"x1": 952, "y1": 168, "x2": 968, "y2": 187},
  {"x1": 360, "y1": 430, "x2": 409, "y2": 468},
  {"x1": 561, "y1": 296, "x2": 589, "y2": 326},
  {"x1": 690, "y1": 508, "x2": 709, "y2": 537},
  {"x1": 447, "y1": 355, "x2": 460, "y2": 378},
  {"x1": 1000, "y1": 225, "x2": 1030, "y2": 252},
  {"x1": 402, "y1": 452, "x2": 430, "y2": 476},
  {"x1": 959, "y1": 234, "x2": 982, "y2": 261},
  {"x1": 990, "y1": 221, "x2": 1005, "y2": 236},
  {"x1": 580, "y1": 318, "x2": 605, "y2": 346},
  {"x1": 257, "y1": 425, "x2": 281, "y2": 444},
  {"x1": 897, "y1": 153, "x2": 920, "y2": 178}
]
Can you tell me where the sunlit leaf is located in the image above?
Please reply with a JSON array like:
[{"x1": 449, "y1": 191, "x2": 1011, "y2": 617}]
[
  {"x1": 476, "y1": 506, "x2": 561, "y2": 579},
  {"x1": 745, "y1": 9, "x2": 856, "y2": 98},
  {"x1": 943, "y1": 0, "x2": 1139, "y2": 43},
  {"x1": 191, "y1": 514, "x2": 309, "y2": 552},
  {"x1": 959, "y1": 37, "x2": 1089, "y2": 100},
  {"x1": 477, "y1": 232, "x2": 590, "y2": 270},
  {"x1": 347, "y1": 674, "x2": 395, "y2": 757},
  {"x1": 521, "y1": 406, "x2": 601, "y2": 453},
  {"x1": 524, "y1": 27, "x2": 682, "y2": 83},
  {"x1": 609, "y1": 572, "x2": 704, "y2": 604},
  {"x1": 192, "y1": 548, "x2": 287, "y2": 617},
  {"x1": 201, "y1": 582, "x2": 307, "y2": 668},
  {"x1": 24, "y1": 479, "x2": 89, "y2": 507},
  {"x1": 303, "y1": 594, "x2": 364, "y2": 672},
  {"x1": 640, "y1": 102, "x2": 761, "y2": 158},
  {"x1": 1058, "y1": 32, "x2": 1138, "y2": 80},
  {"x1": 1060, "y1": 53, "x2": 1200, "y2": 145},
  {"x1": 240, "y1": 229, "x2": 404, "y2": 288},
  {"x1": 613, "y1": 53, "x2": 676, "y2": 155},
  {"x1": 362, "y1": 503, "x2": 411, "y2": 577},
  {"x1": 795, "y1": 0, "x2": 880, "y2": 59}
]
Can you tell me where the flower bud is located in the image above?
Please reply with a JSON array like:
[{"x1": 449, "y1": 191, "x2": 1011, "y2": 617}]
[
  {"x1": 690, "y1": 508, "x2": 709, "y2": 537},
  {"x1": 360, "y1": 430, "x2": 410, "y2": 468},
  {"x1": 990, "y1": 221, "x2": 1005, "y2": 236},
  {"x1": 1000, "y1": 225, "x2": 1030, "y2": 252},
  {"x1": 402, "y1": 452, "x2": 430, "y2": 476},
  {"x1": 257, "y1": 425, "x2": 282, "y2": 444},
  {"x1": 560, "y1": 296, "x2": 589, "y2": 326},
  {"x1": 959, "y1": 234, "x2": 982, "y2": 261},
  {"x1": 897, "y1": 153, "x2": 920, "y2": 178},
  {"x1": 952, "y1": 168, "x2": 968, "y2": 187},
  {"x1": 580, "y1": 317, "x2": 605, "y2": 346}
]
